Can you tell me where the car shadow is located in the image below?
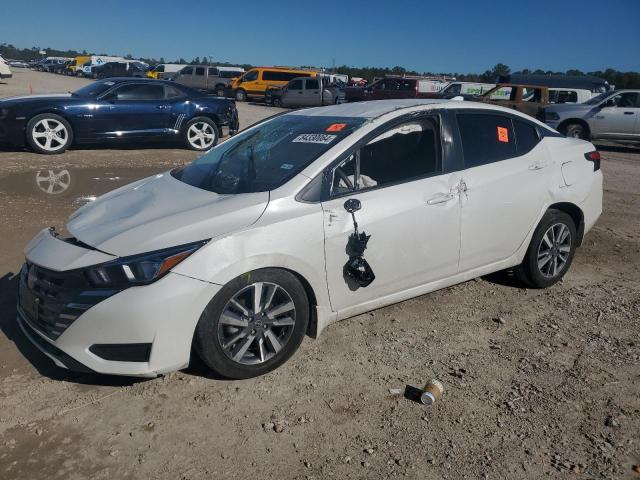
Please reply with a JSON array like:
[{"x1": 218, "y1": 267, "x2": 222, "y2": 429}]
[
  {"x1": 0, "y1": 272, "x2": 144, "y2": 387},
  {"x1": 481, "y1": 269, "x2": 528, "y2": 289},
  {"x1": 595, "y1": 142, "x2": 640, "y2": 154}
]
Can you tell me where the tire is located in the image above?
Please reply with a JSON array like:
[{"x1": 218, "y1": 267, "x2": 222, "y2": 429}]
[
  {"x1": 215, "y1": 85, "x2": 226, "y2": 97},
  {"x1": 194, "y1": 268, "x2": 309, "y2": 379},
  {"x1": 273, "y1": 97, "x2": 282, "y2": 108},
  {"x1": 235, "y1": 89, "x2": 247, "y2": 102},
  {"x1": 26, "y1": 113, "x2": 73, "y2": 155},
  {"x1": 564, "y1": 123, "x2": 589, "y2": 140},
  {"x1": 515, "y1": 209, "x2": 577, "y2": 289},
  {"x1": 183, "y1": 116, "x2": 219, "y2": 151}
]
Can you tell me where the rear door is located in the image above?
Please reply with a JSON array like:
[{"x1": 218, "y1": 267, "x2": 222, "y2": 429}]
[
  {"x1": 591, "y1": 92, "x2": 640, "y2": 137},
  {"x1": 321, "y1": 115, "x2": 461, "y2": 315},
  {"x1": 301, "y1": 78, "x2": 320, "y2": 105},
  {"x1": 455, "y1": 112, "x2": 551, "y2": 271}
]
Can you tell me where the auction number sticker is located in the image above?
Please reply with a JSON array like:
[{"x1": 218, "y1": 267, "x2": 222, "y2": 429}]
[
  {"x1": 497, "y1": 126, "x2": 509, "y2": 143},
  {"x1": 292, "y1": 134, "x2": 337, "y2": 144}
]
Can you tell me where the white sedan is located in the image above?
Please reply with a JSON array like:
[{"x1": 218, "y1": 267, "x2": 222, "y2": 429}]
[{"x1": 18, "y1": 100, "x2": 603, "y2": 379}]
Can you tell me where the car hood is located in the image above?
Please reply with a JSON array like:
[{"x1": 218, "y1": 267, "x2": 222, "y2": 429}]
[
  {"x1": 66, "y1": 171, "x2": 269, "y2": 257},
  {"x1": 0, "y1": 93, "x2": 73, "y2": 106},
  {"x1": 544, "y1": 103, "x2": 594, "y2": 114}
]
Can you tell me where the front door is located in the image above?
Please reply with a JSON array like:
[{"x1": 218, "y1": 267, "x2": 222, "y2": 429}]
[
  {"x1": 322, "y1": 116, "x2": 461, "y2": 316},
  {"x1": 455, "y1": 112, "x2": 551, "y2": 271},
  {"x1": 282, "y1": 78, "x2": 304, "y2": 107},
  {"x1": 301, "y1": 78, "x2": 320, "y2": 105},
  {"x1": 92, "y1": 83, "x2": 171, "y2": 138},
  {"x1": 591, "y1": 92, "x2": 640, "y2": 137}
]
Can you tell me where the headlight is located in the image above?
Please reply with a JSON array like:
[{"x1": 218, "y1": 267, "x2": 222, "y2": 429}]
[
  {"x1": 545, "y1": 111, "x2": 560, "y2": 121},
  {"x1": 85, "y1": 240, "x2": 208, "y2": 287}
]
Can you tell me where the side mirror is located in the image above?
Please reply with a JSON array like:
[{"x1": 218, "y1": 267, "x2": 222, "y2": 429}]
[{"x1": 344, "y1": 198, "x2": 361, "y2": 213}]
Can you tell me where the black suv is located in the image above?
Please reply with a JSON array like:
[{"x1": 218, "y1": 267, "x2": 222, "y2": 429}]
[{"x1": 92, "y1": 62, "x2": 148, "y2": 79}]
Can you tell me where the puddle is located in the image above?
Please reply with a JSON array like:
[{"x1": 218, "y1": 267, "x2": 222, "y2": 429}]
[{"x1": 0, "y1": 167, "x2": 166, "y2": 208}]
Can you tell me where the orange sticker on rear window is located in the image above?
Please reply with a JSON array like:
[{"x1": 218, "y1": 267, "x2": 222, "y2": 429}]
[
  {"x1": 497, "y1": 126, "x2": 509, "y2": 143},
  {"x1": 326, "y1": 123, "x2": 347, "y2": 132}
]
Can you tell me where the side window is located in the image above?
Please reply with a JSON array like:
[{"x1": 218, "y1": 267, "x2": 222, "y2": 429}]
[
  {"x1": 114, "y1": 84, "x2": 165, "y2": 101},
  {"x1": 513, "y1": 119, "x2": 540, "y2": 155},
  {"x1": 181, "y1": 66, "x2": 193, "y2": 75},
  {"x1": 331, "y1": 118, "x2": 441, "y2": 196},
  {"x1": 306, "y1": 78, "x2": 319, "y2": 90},
  {"x1": 156, "y1": 65, "x2": 165, "y2": 72},
  {"x1": 457, "y1": 113, "x2": 517, "y2": 167},
  {"x1": 165, "y1": 85, "x2": 185, "y2": 99},
  {"x1": 288, "y1": 79, "x2": 303, "y2": 90},
  {"x1": 552, "y1": 90, "x2": 578, "y2": 104},
  {"x1": 208, "y1": 67, "x2": 218, "y2": 76},
  {"x1": 195, "y1": 67, "x2": 205, "y2": 76},
  {"x1": 243, "y1": 70, "x2": 259, "y2": 82},
  {"x1": 605, "y1": 92, "x2": 639, "y2": 108},
  {"x1": 489, "y1": 86, "x2": 512, "y2": 100}
]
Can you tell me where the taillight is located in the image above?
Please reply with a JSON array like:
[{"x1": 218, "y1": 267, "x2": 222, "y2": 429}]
[{"x1": 584, "y1": 151, "x2": 601, "y2": 171}]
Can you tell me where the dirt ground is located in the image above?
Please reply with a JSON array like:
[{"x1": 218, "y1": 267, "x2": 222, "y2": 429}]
[{"x1": 0, "y1": 70, "x2": 638, "y2": 480}]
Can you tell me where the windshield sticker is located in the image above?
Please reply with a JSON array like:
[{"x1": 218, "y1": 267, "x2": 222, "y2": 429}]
[
  {"x1": 292, "y1": 134, "x2": 337, "y2": 144},
  {"x1": 280, "y1": 163, "x2": 294, "y2": 170},
  {"x1": 497, "y1": 126, "x2": 509, "y2": 143},
  {"x1": 326, "y1": 123, "x2": 347, "y2": 132}
]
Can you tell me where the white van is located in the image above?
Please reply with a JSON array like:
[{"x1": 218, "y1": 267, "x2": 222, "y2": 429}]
[
  {"x1": 79, "y1": 56, "x2": 127, "y2": 76},
  {"x1": 440, "y1": 82, "x2": 496, "y2": 97},
  {"x1": 0, "y1": 55, "x2": 13, "y2": 79}
]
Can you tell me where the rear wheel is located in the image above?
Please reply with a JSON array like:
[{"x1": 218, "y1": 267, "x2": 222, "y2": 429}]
[
  {"x1": 194, "y1": 269, "x2": 309, "y2": 379},
  {"x1": 26, "y1": 114, "x2": 73, "y2": 155},
  {"x1": 215, "y1": 85, "x2": 226, "y2": 97},
  {"x1": 516, "y1": 209, "x2": 577, "y2": 288},
  {"x1": 273, "y1": 97, "x2": 283, "y2": 108},
  {"x1": 564, "y1": 123, "x2": 589, "y2": 140},
  {"x1": 235, "y1": 89, "x2": 247, "y2": 102},
  {"x1": 183, "y1": 116, "x2": 219, "y2": 151}
]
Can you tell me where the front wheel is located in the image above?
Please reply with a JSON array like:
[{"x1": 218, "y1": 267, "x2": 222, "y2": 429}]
[
  {"x1": 273, "y1": 97, "x2": 282, "y2": 108},
  {"x1": 516, "y1": 209, "x2": 577, "y2": 288},
  {"x1": 194, "y1": 269, "x2": 309, "y2": 379},
  {"x1": 215, "y1": 86, "x2": 226, "y2": 97},
  {"x1": 235, "y1": 89, "x2": 247, "y2": 102},
  {"x1": 26, "y1": 114, "x2": 73, "y2": 154},
  {"x1": 564, "y1": 123, "x2": 589, "y2": 140},
  {"x1": 183, "y1": 116, "x2": 219, "y2": 151}
]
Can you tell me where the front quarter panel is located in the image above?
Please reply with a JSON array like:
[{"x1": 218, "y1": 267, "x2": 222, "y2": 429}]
[{"x1": 173, "y1": 194, "x2": 334, "y2": 333}]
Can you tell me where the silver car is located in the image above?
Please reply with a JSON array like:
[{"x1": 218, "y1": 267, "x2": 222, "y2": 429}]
[{"x1": 543, "y1": 90, "x2": 640, "y2": 142}]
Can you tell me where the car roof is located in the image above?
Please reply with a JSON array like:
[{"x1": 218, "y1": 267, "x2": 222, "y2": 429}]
[{"x1": 292, "y1": 99, "x2": 554, "y2": 130}]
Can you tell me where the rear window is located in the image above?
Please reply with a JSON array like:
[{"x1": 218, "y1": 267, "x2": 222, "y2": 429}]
[
  {"x1": 457, "y1": 113, "x2": 517, "y2": 167},
  {"x1": 172, "y1": 115, "x2": 366, "y2": 194}
]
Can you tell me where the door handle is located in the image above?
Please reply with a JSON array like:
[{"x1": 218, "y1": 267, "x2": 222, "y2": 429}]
[
  {"x1": 427, "y1": 192, "x2": 455, "y2": 205},
  {"x1": 624, "y1": 111, "x2": 635, "y2": 115}
]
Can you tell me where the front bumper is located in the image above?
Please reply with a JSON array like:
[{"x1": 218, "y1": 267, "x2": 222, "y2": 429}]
[{"x1": 17, "y1": 261, "x2": 221, "y2": 377}]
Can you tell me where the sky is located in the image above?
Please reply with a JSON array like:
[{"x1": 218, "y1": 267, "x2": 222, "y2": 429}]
[{"x1": 1, "y1": 0, "x2": 639, "y2": 73}]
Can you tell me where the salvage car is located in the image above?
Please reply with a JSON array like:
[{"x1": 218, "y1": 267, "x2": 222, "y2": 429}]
[
  {"x1": 543, "y1": 90, "x2": 640, "y2": 142},
  {"x1": 17, "y1": 100, "x2": 602, "y2": 379},
  {"x1": 475, "y1": 83, "x2": 550, "y2": 119},
  {"x1": 344, "y1": 77, "x2": 447, "y2": 102},
  {"x1": 265, "y1": 76, "x2": 345, "y2": 107},
  {"x1": 0, "y1": 78, "x2": 239, "y2": 154}
]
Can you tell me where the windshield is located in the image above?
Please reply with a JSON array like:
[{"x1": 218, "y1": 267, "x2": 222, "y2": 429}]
[
  {"x1": 72, "y1": 80, "x2": 117, "y2": 98},
  {"x1": 585, "y1": 92, "x2": 612, "y2": 105},
  {"x1": 172, "y1": 115, "x2": 367, "y2": 194}
]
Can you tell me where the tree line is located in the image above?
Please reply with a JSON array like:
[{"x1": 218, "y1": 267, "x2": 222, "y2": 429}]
[{"x1": 2, "y1": 43, "x2": 639, "y2": 89}]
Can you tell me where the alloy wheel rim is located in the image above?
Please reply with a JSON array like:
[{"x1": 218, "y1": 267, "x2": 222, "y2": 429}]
[
  {"x1": 32, "y1": 119, "x2": 68, "y2": 152},
  {"x1": 187, "y1": 122, "x2": 215, "y2": 149},
  {"x1": 218, "y1": 282, "x2": 296, "y2": 366},
  {"x1": 35, "y1": 169, "x2": 71, "y2": 194},
  {"x1": 537, "y1": 222, "x2": 571, "y2": 278}
]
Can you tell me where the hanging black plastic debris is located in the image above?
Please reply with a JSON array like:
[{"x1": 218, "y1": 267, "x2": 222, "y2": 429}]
[{"x1": 342, "y1": 199, "x2": 375, "y2": 288}]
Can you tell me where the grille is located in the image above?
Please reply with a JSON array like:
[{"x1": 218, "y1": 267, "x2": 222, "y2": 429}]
[{"x1": 18, "y1": 262, "x2": 120, "y2": 341}]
